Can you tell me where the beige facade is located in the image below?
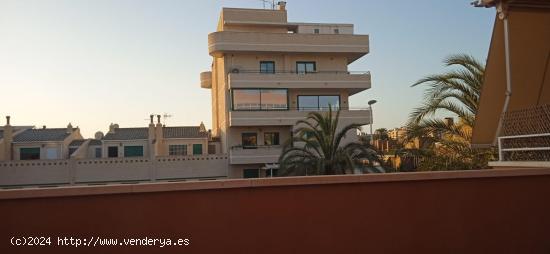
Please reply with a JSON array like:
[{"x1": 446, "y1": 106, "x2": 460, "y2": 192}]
[
  {"x1": 1, "y1": 117, "x2": 83, "y2": 161},
  {"x1": 201, "y1": 4, "x2": 373, "y2": 178}
]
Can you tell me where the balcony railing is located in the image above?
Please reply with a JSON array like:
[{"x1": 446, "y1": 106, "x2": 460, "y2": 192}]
[
  {"x1": 228, "y1": 107, "x2": 372, "y2": 126},
  {"x1": 229, "y1": 70, "x2": 370, "y2": 75},
  {"x1": 229, "y1": 145, "x2": 282, "y2": 164},
  {"x1": 228, "y1": 70, "x2": 371, "y2": 94},
  {"x1": 497, "y1": 104, "x2": 550, "y2": 162}
]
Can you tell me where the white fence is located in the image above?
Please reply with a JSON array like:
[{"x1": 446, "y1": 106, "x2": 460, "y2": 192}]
[{"x1": 0, "y1": 155, "x2": 228, "y2": 187}]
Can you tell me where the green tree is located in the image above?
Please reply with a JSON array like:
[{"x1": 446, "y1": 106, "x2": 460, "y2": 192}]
[
  {"x1": 405, "y1": 54, "x2": 493, "y2": 169},
  {"x1": 278, "y1": 108, "x2": 385, "y2": 176}
]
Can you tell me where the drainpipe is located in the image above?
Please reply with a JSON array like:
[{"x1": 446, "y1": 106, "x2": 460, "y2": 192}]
[{"x1": 494, "y1": 2, "x2": 511, "y2": 154}]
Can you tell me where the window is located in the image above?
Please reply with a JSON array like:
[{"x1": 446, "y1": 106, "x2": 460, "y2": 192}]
[
  {"x1": 260, "y1": 89, "x2": 287, "y2": 110},
  {"x1": 208, "y1": 144, "x2": 216, "y2": 155},
  {"x1": 169, "y1": 145, "x2": 187, "y2": 156},
  {"x1": 124, "y1": 146, "x2": 143, "y2": 157},
  {"x1": 232, "y1": 89, "x2": 288, "y2": 110},
  {"x1": 260, "y1": 61, "x2": 275, "y2": 74},
  {"x1": 68, "y1": 147, "x2": 78, "y2": 157},
  {"x1": 20, "y1": 147, "x2": 40, "y2": 160},
  {"x1": 46, "y1": 148, "x2": 58, "y2": 159},
  {"x1": 296, "y1": 61, "x2": 316, "y2": 74},
  {"x1": 314, "y1": 28, "x2": 319, "y2": 34},
  {"x1": 334, "y1": 28, "x2": 339, "y2": 34},
  {"x1": 303, "y1": 130, "x2": 316, "y2": 140},
  {"x1": 298, "y1": 95, "x2": 340, "y2": 110},
  {"x1": 266, "y1": 168, "x2": 278, "y2": 177},
  {"x1": 264, "y1": 132, "x2": 280, "y2": 146},
  {"x1": 242, "y1": 133, "x2": 257, "y2": 149},
  {"x1": 95, "y1": 147, "x2": 102, "y2": 158},
  {"x1": 108, "y1": 146, "x2": 118, "y2": 158},
  {"x1": 243, "y1": 169, "x2": 260, "y2": 178},
  {"x1": 319, "y1": 95, "x2": 340, "y2": 110},
  {"x1": 193, "y1": 144, "x2": 203, "y2": 155}
]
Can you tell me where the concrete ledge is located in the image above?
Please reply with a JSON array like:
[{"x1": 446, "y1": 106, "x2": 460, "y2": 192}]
[
  {"x1": 1, "y1": 167, "x2": 549, "y2": 200},
  {"x1": 489, "y1": 161, "x2": 550, "y2": 168}
]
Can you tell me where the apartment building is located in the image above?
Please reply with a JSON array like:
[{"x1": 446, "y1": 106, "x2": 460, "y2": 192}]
[{"x1": 200, "y1": 2, "x2": 372, "y2": 178}]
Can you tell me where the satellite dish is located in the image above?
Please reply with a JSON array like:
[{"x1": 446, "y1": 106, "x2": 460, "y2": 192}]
[{"x1": 95, "y1": 131, "x2": 104, "y2": 140}]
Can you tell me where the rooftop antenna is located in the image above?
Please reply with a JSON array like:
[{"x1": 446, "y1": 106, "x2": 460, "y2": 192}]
[
  {"x1": 163, "y1": 113, "x2": 172, "y2": 126},
  {"x1": 259, "y1": 0, "x2": 276, "y2": 10}
]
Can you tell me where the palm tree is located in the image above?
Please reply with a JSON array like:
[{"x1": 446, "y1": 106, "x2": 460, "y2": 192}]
[
  {"x1": 405, "y1": 54, "x2": 492, "y2": 169},
  {"x1": 405, "y1": 54, "x2": 484, "y2": 148},
  {"x1": 278, "y1": 108, "x2": 385, "y2": 176}
]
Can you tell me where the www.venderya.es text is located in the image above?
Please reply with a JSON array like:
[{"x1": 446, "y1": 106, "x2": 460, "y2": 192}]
[{"x1": 10, "y1": 236, "x2": 190, "y2": 248}]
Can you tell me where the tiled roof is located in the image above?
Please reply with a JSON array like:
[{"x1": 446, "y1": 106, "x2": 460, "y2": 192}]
[
  {"x1": 101, "y1": 126, "x2": 208, "y2": 141},
  {"x1": 70, "y1": 139, "x2": 103, "y2": 146},
  {"x1": 103, "y1": 128, "x2": 148, "y2": 140},
  {"x1": 69, "y1": 139, "x2": 86, "y2": 146},
  {"x1": 13, "y1": 128, "x2": 75, "y2": 142},
  {"x1": 163, "y1": 126, "x2": 208, "y2": 139},
  {"x1": 89, "y1": 139, "x2": 102, "y2": 146}
]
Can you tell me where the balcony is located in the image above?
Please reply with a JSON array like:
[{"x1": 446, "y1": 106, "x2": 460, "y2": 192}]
[
  {"x1": 229, "y1": 145, "x2": 282, "y2": 164},
  {"x1": 208, "y1": 31, "x2": 369, "y2": 63},
  {"x1": 228, "y1": 71, "x2": 371, "y2": 95},
  {"x1": 229, "y1": 108, "x2": 372, "y2": 127}
]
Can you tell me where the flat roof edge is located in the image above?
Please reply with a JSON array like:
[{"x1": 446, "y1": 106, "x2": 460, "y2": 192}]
[{"x1": 1, "y1": 168, "x2": 550, "y2": 200}]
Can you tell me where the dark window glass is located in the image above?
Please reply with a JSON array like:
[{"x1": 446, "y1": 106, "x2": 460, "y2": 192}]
[
  {"x1": 68, "y1": 147, "x2": 78, "y2": 156},
  {"x1": 124, "y1": 146, "x2": 143, "y2": 157},
  {"x1": 334, "y1": 28, "x2": 339, "y2": 34},
  {"x1": 193, "y1": 144, "x2": 203, "y2": 155},
  {"x1": 260, "y1": 61, "x2": 275, "y2": 74},
  {"x1": 319, "y1": 96, "x2": 340, "y2": 110},
  {"x1": 264, "y1": 132, "x2": 280, "y2": 146},
  {"x1": 298, "y1": 95, "x2": 340, "y2": 110},
  {"x1": 95, "y1": 147, "x2": 102, "y2": 158},
  {"x1": 304, "y1": 131, "x2": 316, "y2": 140},
  {"x1": 243, "y1": 169, "x2": 260, "y2": 178},
  {"x1": 296, "y1": 62, "x2": 316, "y2": 74},
  {"x1": 20, "y1": 147, "x2": 40, "y2": 160},
  {"x1": 232, "y1": 89, "x2": 288, "y2": 111},
  {"x1": 108, "y1": 146, "x2": 118, "y2": 158},
  {"x1": 266, "y1": 168, "x2": 278, "y2": 177},
  {"x1": 314, "y1": 28, "x2": 319, "y2": 34},
  {"x1": 242, "y1": 133, "x2": 257, "y2": 149},
  {"x1": 169, "y1": 145, "x2": 187, "y2": 156},
  {"x1": 298, "y1": 96, "x2": 319, "y2": 111}
]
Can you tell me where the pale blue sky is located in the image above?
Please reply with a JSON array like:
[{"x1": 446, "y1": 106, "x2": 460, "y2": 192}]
[{"x1": 0, "y1": 0, "x2": 495, "y2": 137}]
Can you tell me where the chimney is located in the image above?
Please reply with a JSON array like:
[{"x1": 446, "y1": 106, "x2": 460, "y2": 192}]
[
  {"x1": 154, "y1": 115, "x2": 164, "y2": 156},
  {"x1": 42, "y1": 125, "x2": 46, "y2": 129},
  {"x1": 199, "y1": 122, "x2": 206, "y2": 133},
  {"x1": 67, "y1": 123, "x2": 73, "y2": 134},
  {"x1": 277, "y1": 1, "x2": 286, "y2": 11},
  {"x1": 108, "y1": 123, "x2": 116, "y2": 134},
  {"x1": 6, "y1": 116, "x2": 10, "y2": 126},
  {"x1": 149, "y1": 114, "x2": 154, "y2": 126}
]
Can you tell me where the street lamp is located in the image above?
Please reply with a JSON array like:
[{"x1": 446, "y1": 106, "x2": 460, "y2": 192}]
[{"x1": 368, "y1": 100, "x2": 377, "y2": 145}]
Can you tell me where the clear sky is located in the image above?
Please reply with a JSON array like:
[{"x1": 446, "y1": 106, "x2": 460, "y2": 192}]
[{"x1": 0, "y1": 0, "x2": 495, "y2": 137}]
